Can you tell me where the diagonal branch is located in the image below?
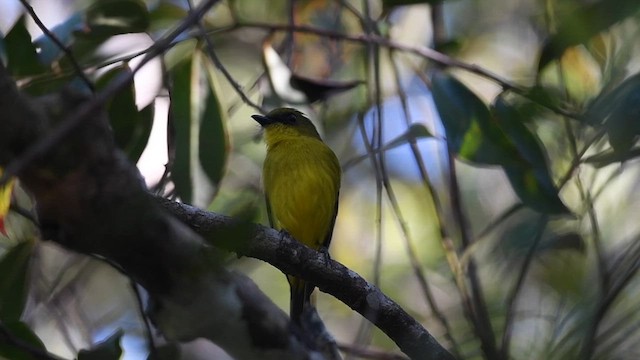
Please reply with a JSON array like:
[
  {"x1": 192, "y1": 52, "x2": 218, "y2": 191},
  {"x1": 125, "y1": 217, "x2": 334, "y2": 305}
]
[{"x1": 159, "y1": 198, "x2": 456, "y2": 360}]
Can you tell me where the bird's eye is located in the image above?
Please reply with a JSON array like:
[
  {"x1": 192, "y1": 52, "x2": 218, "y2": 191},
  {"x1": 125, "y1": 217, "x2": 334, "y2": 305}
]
[{"x1": 285, "y1": 113, "x2": 297, "y2": 124}]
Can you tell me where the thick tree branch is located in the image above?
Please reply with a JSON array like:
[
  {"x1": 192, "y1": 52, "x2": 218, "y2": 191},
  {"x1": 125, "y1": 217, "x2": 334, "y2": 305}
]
[
  {"x1": 159, "y1": 199, "x2": 455, "y2": 360},
  {"x1": 0, "y1": 63, "x2": 323, "y2": 360}
]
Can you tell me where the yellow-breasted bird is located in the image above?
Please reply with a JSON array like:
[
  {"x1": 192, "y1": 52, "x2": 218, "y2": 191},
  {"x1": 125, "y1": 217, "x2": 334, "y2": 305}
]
[{"x1": 252, "y1": 108, "x2": 341, "y2": 324}]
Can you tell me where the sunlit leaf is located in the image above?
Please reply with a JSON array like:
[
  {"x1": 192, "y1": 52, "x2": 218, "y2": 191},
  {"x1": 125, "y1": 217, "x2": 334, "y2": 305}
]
[
  {"x1": 431, "y1": 71, "x2": 519, "y2": 166},
  {"x1": 96, "y1": 64, "x2": 154, "y2": 162},
  {"x1": 86, "y1": 0, "x2": 149, "y2": 37},
  {"x1": 0, "y1": 241, "x2": 34, "y2": 321},
  {"x1": 0, "y1": 321, "x2": 46, "y2": 360},
  {"x1": 77, "y1": 329, "x2": 123, "y2": 360},
  {"x1": 3, "y1": 17, "x2": 46, "y2": 77},
  {"x1": 538, "y1": 0, "x2": 640, "y2": 71}
]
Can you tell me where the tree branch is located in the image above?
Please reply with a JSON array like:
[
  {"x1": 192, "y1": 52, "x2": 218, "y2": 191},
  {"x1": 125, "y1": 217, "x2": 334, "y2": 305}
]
[
  {"x1": 0, "y1": 61, "x2": 321, "y2": 360},
  {"x1": 158, "y1": 198, "x2": 456, "y2": 360}
]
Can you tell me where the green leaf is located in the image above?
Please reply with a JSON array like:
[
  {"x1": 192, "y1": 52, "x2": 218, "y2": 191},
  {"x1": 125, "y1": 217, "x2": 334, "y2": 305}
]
[
  {"x1": 503, "y1": 166, "x2": 568, "y2": 215},
  {"x1": 169, "y1": 58, "x2": 195, "y2": 204},
  {"x1": 149, "y1": 2, "x2": 188, "y2": 32},
  {"x1": 606, "y1": 89, "x2": 640, "y2": 153},
  {"x1": 169, "y1": 49, "x2": 228, "y2": 205},
  {"x1": 128, "y1": 105, "x2": 154, "y2": 162},
  {"x1": 200, "y1": 56, "x2": 229, "y2": 195},
  {"x1": 96, "y1": 64, "x2": 154, "y2": 162},
  {"x1": 86, "y1": 0, "x2": 149, "y2": 37},
  {"x1": 77, "y1": 329, "x2": 123, "y2": 360},
  {"x1": 584, "y1": 73, "x2": 640, "y2": 152},
  {"x1": 493, "y1": 97, "x2": 569, "y2": 214},
  {"x1": 583, "y1": 73, "x2": 640, "y2": 126},
  {"x1": 0, "y1": 241, "x2": 34, "y2": 321},
  {"x1": 431, "y1": 71, "x2": 519, "y2": 166},
  {"x1": 384, "y1": 123, "x2": 432, "y2": 150},
  {"x1": 493, "y1": 97, "x2": 548, "y2": 168},
  {"x1": 539, "y1": 232, "x2": 585, "y2": 253},
  {"x1": 538, "y1": 0, "x2": 640, "y2": 71},
  {"x1": 3, "y1": 17, "x2": 46, "y2": 77},
  {"x1": 0, "y1": 321, "x2": 47, "y2": 360},
  {"x1": 345, "y1": 123, "x2": 432, "y2": 167}
]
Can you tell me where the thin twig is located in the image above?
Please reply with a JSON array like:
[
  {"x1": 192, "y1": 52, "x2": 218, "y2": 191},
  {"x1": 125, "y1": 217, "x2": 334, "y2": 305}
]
[
  {"x1": 130, "y1": 280, "x2": 158, "y2": 358},
  {"x1": 389, "y1": 49, "x2": 460, "y2": 356},
  {"x1": 187, "y1": 0, "x2": 263, "y2": 112},
  {"x1": 411, "y1": 54, "x2": 482, "y2": 356},
  {"x1": 19, "y1": 0, "x2": 95, "y2": 92},
  {"x1": 349, "y1": 3, "x2": 385, "y2": 351},
  {"x1": 227, "y1": 21, "x2": 579, "y2": 119},
  {"x1": 353, "y1": 113, "x2": 382, "y2": 350},
  {"x1": 500, "y1": 215, "x2": 548, "y2": 357},
  {"x1": 447, "y1": 149, "x2": 501, "y2": 359}
]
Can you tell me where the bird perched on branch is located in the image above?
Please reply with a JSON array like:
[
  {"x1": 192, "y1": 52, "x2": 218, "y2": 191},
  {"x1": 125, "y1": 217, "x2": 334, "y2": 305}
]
[{"x1": 252, "y1": 108, "x2": 341, "y2": 324}]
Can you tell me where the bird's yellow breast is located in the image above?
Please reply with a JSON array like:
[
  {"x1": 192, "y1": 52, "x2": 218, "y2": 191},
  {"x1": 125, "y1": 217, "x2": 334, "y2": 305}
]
[{"x1": 263, "y1": 137, "x2": 340, "y2": 249}]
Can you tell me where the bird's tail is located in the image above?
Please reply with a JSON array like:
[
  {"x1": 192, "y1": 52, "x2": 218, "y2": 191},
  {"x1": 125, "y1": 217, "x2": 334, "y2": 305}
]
[{"x1": 288, "y1": 275, "x2": 314, "y2": 324}]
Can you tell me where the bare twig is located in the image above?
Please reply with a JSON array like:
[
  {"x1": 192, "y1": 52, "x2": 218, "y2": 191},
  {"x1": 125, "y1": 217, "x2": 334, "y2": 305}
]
[
  {"x1": 130, "y1": 280, "x2": 158, "y2": 358},
  {"x1": 229, "y1": 21, "x2": 578, "y2": 119},
  {"x1": 187, "y1": 0, "x2": 264, "y2": 112},
  {"x1": 500, "y1": 215, "x2": 548, "y2": 357},
  {"x1": 19, "y1": 0, "x2": 95, "y2": 92},
  {"x1": 388, "y1": 50, "x2": 460, "y2": 355},
  {"x1": 447, "y1": 149, "x2": 501, "y2": 359}
]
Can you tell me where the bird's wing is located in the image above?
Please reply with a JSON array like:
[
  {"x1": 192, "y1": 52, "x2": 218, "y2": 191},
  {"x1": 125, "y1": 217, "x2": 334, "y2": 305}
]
[
  {"x1": 321, "y1": 192, "x2": 339, "y2": 251},
  {"x1": 265, "y1": 194, "x2": 276, "y2": 229}
]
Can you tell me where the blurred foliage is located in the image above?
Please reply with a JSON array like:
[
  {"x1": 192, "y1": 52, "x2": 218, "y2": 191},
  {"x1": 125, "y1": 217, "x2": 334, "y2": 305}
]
[{"x1": 1, "y1": 0, "x2": 640, "y2": 359}]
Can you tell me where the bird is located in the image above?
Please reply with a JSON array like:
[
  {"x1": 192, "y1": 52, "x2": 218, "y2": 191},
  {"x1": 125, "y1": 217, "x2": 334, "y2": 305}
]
[{"x1": 252, "y1": 108, "x2": 341, "y2": 324}]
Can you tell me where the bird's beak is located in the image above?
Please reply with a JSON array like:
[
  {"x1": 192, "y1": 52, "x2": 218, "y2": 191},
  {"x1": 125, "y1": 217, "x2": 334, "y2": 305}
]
[{"x1": 251, "y1": 114, "x2": 271, "y2": 126}]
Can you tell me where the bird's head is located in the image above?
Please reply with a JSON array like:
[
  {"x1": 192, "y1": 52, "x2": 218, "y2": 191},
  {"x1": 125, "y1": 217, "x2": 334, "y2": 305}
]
[{"x1": 252, "y1": 108, "x2": 321, "y2": 141}]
